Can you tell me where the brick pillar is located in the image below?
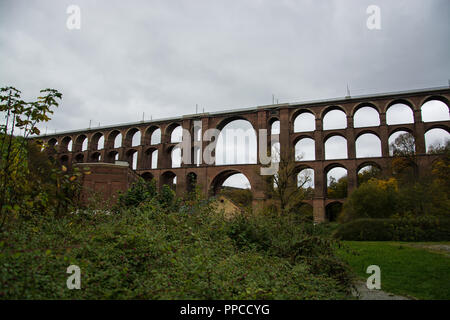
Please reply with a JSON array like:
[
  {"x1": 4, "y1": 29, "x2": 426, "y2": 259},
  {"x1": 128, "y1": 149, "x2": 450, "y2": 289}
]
[
  {"x1": 313, "y1": 198, "x2": 325, "y2": 223},
  {"x1": 413, "y1": 109, "x2": 426, "y2": 155},
  {"x1": 379, "y1": 112, "x2": 389, "y2": 157},
  {"x1": 256, "y1": 110, "x2": 268, "y2": 164},
  {"x1": 347, "y1": 162, "x2": 357, "y2": 195},
  {"x1": 314, "y1": 118, "x2": 324, "y2": 161},
  {"x1": 346, "y1": 115, "x2": 356, "y2": 159},
  {"x1": 181, "y1": 119, "x2": 192, "y2": 167},
  {"x1": 314, "y1": 163, "x2": 325, "y2": 198},
  {"x1": 279, "y1": 108, "x2": 290, "y2": 159},
  {"x1": 176, "y1": 170, "x2": 186, "y2": 197}
]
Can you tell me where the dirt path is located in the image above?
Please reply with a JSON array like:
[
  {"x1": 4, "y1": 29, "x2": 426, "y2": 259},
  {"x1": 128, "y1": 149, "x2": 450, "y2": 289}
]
[{"x1": 351, "y1": 281, "x2": 412, "y2": 300}]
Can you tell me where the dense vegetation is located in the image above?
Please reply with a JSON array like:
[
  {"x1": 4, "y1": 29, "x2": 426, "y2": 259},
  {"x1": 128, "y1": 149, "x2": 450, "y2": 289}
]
[
  {"x1": 333, "y1": 137, "x2": 450, "y2": 241},
  {"x1": 0, "y1": 191, "x2": 352, "y2": 299}
]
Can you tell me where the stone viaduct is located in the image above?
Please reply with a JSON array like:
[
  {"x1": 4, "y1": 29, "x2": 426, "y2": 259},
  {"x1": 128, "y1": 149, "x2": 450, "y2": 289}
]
[{"x1": 38, "y1": 87, "x2": 450, "y2": 222}]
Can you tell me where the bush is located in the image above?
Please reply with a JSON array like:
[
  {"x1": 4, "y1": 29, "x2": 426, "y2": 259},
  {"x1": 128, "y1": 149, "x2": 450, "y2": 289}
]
[
  {"x1": 117, "y1": 178, "x2": 157, "y2": 209},
  {"x1": 340, "y1": 178, "x2": 399, "y2": 222},
  {"x1": 0, "y1": 203, "x2": 352, "y2": 299},
  {"x1": 333, "y1": 216, "x2": 450, "y2": 241}
]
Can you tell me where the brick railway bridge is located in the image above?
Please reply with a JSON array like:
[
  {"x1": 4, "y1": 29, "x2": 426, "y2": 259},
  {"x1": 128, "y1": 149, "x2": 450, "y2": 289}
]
[{"x1": 38, "y1": 87, "x2": 450, "y2": 222}]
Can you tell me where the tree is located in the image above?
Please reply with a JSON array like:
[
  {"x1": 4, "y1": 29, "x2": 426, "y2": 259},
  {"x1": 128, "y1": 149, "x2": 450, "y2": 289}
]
[
  {"x1": 263, "y1": 149, "x2": 311, "y2": 215},
  {"x1": 0, "y1": 87, "x2": 62, "y2": 228},
  {"x1": 327, "y1": 176, "x2": 348, "y2": 199},
  {"x1": 341, "y1": 178, "x2": 399, "y2": 222},
  {"x1": 390, "y1": 132, "x2": 418, "y2": 181}
]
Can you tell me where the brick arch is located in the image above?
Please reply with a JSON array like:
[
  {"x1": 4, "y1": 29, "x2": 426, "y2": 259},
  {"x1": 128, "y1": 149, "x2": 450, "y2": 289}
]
[
  {"x1": 143, "y1": 146, "x2": 158, "y2": 169},
  {"x1": 60, "y1": 154, "x2": 69, "y2": 166},
  {"x1": 325, "y1": 200, "x2": 344, "y2": 222},
  {"x1": 323, "y1": 131, "x2": 347, "y2": 142},
  {"x1": 124, "y1": 127, "x2": 142, "y2": 147},
  {"x1": 356, "y1": 160, "x2": 383, "y2": 173},
  {"x1": 424, "y1": 124, "x2": 450, "y2": 134},
  {"x1": 140, "y1": 171, "x2": 154, "y2": 181},
  {"x1": 144, "y1": 125, "x2": 161, "y2": 145},
  {"x1": 160, "y1": 170, "x2": 177, "y2": 189},
  {"x1": 384, "y1": 98, "x2": 415, "y2": 113},
  {"x1": 293, "y1": 133, "x2": 315, "y2": 146},
  {"x1": 268, "y1": 116, "x2": 280, "y2": 134},
  {"x1": 164, "y1": 122, "x2": 182, "y2": 143},
  {"x1": 73, "y1": 134, "x2": 88, "y2": 152},
  {"x1": 320, "y1": 105, "x2": 348, "y2": 119},
  {"x1": 290, "y1": 108, "x2": 317, "y2": 123},
  {"x1": 351, "y1": 102, "x2": 381, "y2": 116},
  {"x1": 47, "y1": 137, "x2": 58, "y2": 147},
  {"x1": 209, "y1": 169, "x2": 252, "y2": 196},
  {"x1": 90, "y1": 151, "x2": 102, "y2": 162},
  {"x1": 60, "y1": 136, "x2": 73, "y2": 152},
  {"x1": 74, "y1": 153, "x2": 84, "y2": 163},
  {"x1": 106, "y1": 130, "x2": 122, "y2": 149},
  {"x1": 388, "y1": 126, "x2": 414, "y2": 136},
  {"x1": 106, "y1": 150, "x2": 119, "y2": 163},
  {"x1": 214, "y1": 115, "x2": 257, "y2": 132},
  {"x1": 90, "y1": 132, "x2": 104, "y2": 151},
  {"x1": 324, "y1": 162, "x2": 348, "y2": 174},
  {"x1": 419, "y1": 95, "x2": 450, "y2": 109},
  {"x1": 355, "y1": 129, "x2": 381, "y2": 140}
]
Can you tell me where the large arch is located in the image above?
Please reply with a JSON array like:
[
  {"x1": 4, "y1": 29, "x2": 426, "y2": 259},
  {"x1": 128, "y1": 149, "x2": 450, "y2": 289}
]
[
  {"x1": 425, "y1": 127, "x2": 450, "y2": 153},
  {"x1": 171, "y1": 146, "x2": 181, "y2": 168},
  {"x1": 357, "y1": 162, "x2": 382, "y2": 186},
  {"x1": 74, "y1": 134, "x2": 88, "y2": 152},
  {"x1": 215, "y1": 119, "x2": 257, "y2": 166},
  {"x1": 293, "y1": 111, "x2": 316, "y2": 132},
  {"x1": 325, "y1": 165, "x2": 348, "y2": 199},
  {"x1": 421, "y1": 99, "x2": 450, "y2": 122},
  {"x1": 126, "y1": 149, "x2": 138, "y2": 170},
  {"x1": 160, "y1": 171, "x2": 177, "y2": 190},
  {"x1": 322, "y1": 107, "x2": 347, "y2": 130},
  {"x1": 270, "y1": 118, "x2": 280, "y2": 135},
  {"x1": 388, "y1": 130, "x2": 415, "y2": 156},
  {"x1": 107, "y1": 130, "x2": 122, "y2": 149},
  {"x1": 209, "y1": 170, "x2": 251, "y2": 196},
  {"x1": 297, "y1": 167, "x2": 315, "y2": 190},
  {"x1": 90, "y1": 132, "x2": 104, "y2": 150},
  {"x1": 386, "y1": 101, "x2": 414, "y2": 125},
  {"x1": 355, "y1": 132, "x2": 382, "y2": 158},
  {"x1": 107, "y1": 150, "x2": 119, "y2": 163},
  {"x1": 325, "y1": 201, "x2": 343, "y2": 222},
  {"x1": 61, "y1": 136, "x2": 72, "y2": 152},
  {"x1": 144, "y1": 147, "x2": 158, "y2": 169},
  {"x1": 144, "y1": 126, "x2": 161, "y2": 145},
  {"x1": 141, "y1": 172, "x2": 154, "y2": 182},
  {"x1": 125, "y1": 128, "x2": 141, "y2": 147},
  {"x1": 165, "y1": 123, "x2": 182, "y2": 143},
  {"x1": 294, "y1": 137, "x2": 315, "y2": 161},
  {"x1": 324, "y1": 135, "x2": 348, "y2": 160},
  {"x1": 353, "y1": 105, "x2": 380, "y2": 128},
  {"x1": 74, "y1": 153, "x2": 84, "y2": 163},
  {"x1": 90, "y1": 152, "x2": 101, "y2": 162}
]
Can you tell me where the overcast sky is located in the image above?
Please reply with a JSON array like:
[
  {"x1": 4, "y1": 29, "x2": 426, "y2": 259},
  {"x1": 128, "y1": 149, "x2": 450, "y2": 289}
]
[
  {"x1": 1, "y1": 0, "x2": 449, "y2": 133},
  {"x1": 1, "y1": 0, "x2": 449, "y2": 188}
]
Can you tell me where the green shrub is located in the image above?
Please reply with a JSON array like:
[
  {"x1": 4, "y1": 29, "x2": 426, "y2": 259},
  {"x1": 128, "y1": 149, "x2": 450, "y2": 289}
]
[
  {"x1": 117, "y1": 178, "x2": 157, "y2": 209},
  {"x1": 0, "y1": 203, "x2": 352, "y2": 299},
  {"x1": 340, "y1": 178, "x2": 399, "y2": 222}
]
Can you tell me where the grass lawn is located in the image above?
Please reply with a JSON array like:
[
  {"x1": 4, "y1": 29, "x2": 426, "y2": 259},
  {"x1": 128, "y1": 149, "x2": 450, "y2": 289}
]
[{"x1": 336, "y1": 241, "x2": 450, "y2": 300}]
